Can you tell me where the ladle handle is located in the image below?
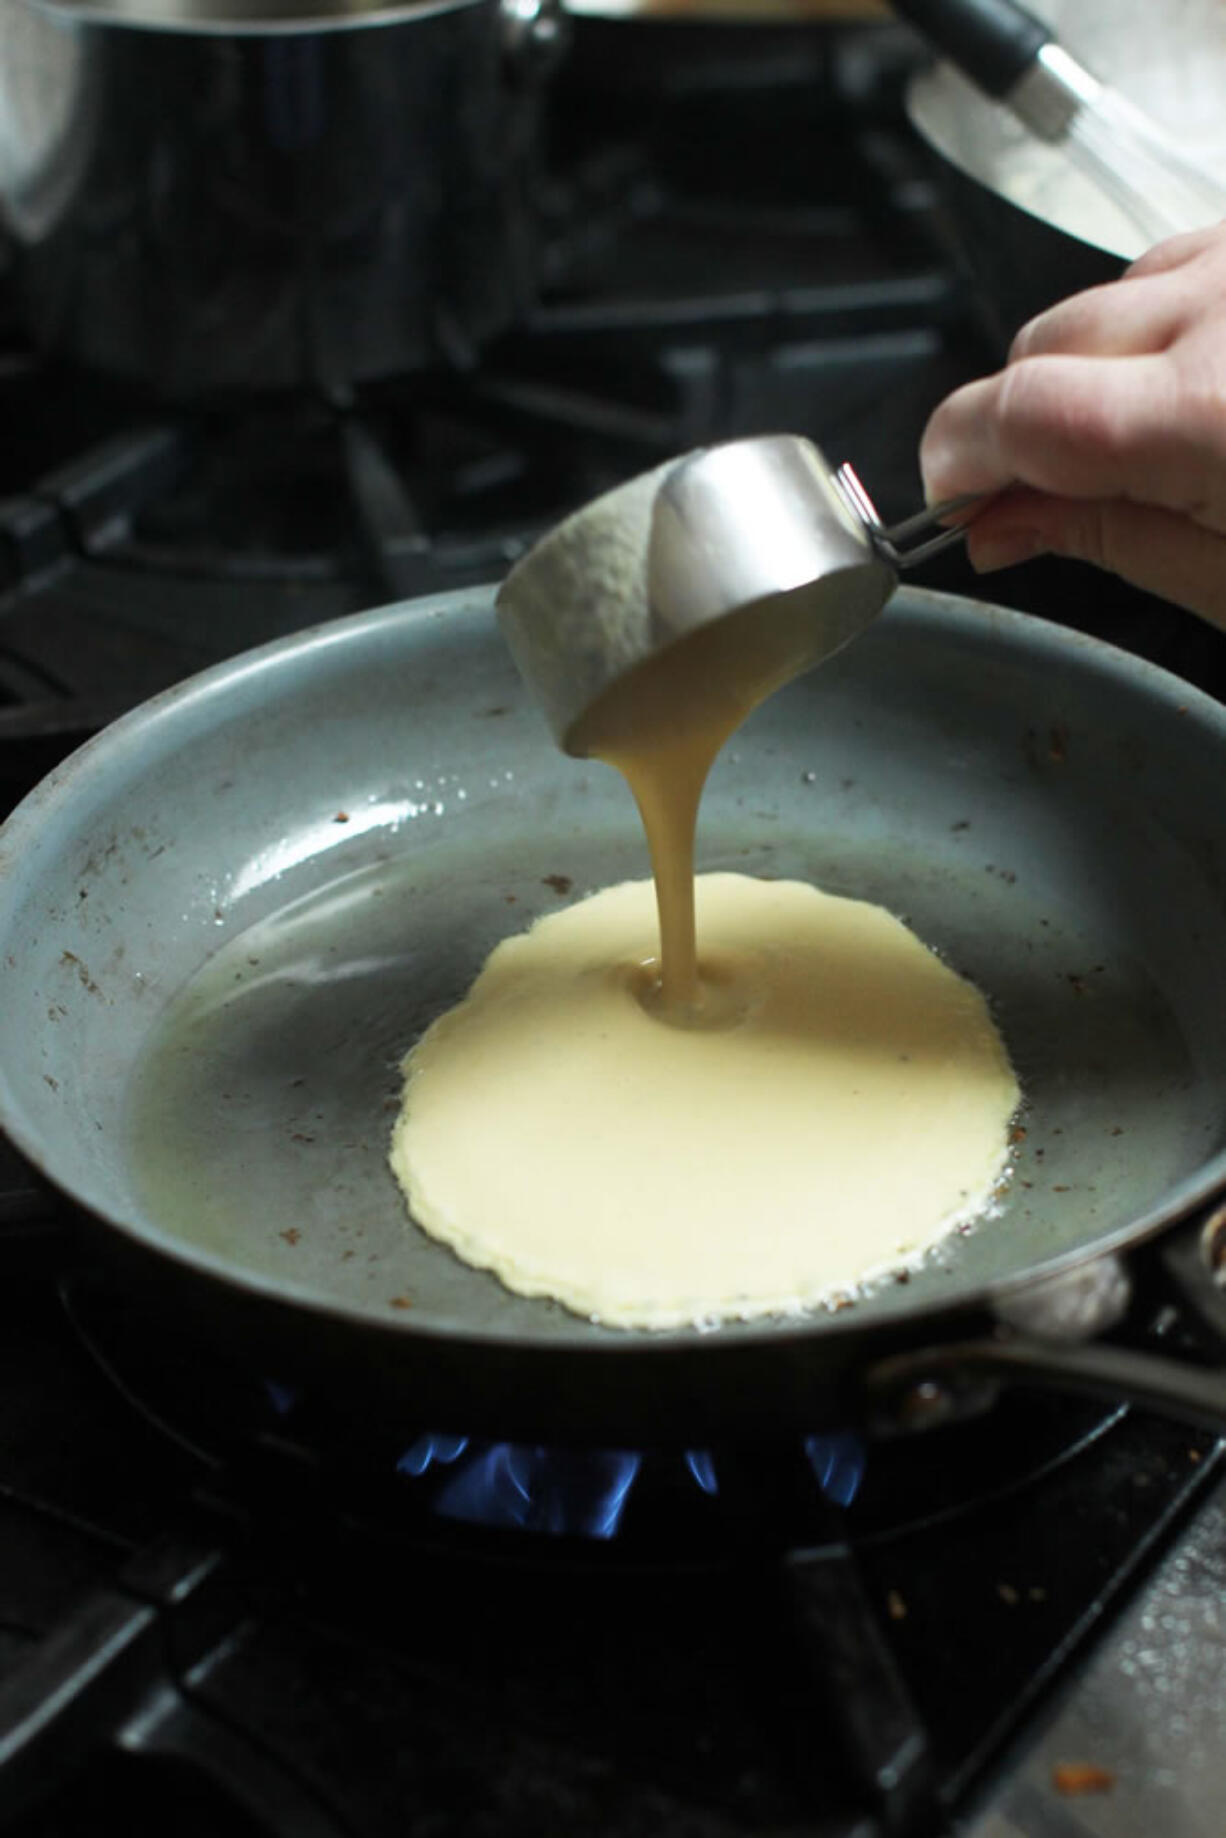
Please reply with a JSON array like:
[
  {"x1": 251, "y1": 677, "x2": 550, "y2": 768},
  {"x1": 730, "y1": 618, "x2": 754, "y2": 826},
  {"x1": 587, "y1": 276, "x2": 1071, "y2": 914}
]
[
  {"x1": 880, "y1": 494, "x2": 988, "y2": 569},
  {"x1": 833, "y1": 462, "x2": 988, "y2": 570}
]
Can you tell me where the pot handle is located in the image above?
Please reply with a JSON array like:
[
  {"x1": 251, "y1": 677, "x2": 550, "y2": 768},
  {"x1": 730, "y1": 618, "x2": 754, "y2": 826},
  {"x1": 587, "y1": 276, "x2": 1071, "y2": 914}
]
[
  {"x1": 862, "y1": 1209, "x2": 1226, "y2": 1437},
  {"x1": 888, "y1": 0, "x2": 1050, "y2": 100},
  {"x1": 501, "y1": 0, "x2": 569, "y2": 75}
]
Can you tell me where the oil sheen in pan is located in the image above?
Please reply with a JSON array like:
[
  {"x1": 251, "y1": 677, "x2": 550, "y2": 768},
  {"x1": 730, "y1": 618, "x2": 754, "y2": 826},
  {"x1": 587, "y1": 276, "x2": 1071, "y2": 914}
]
[{"x1": 122, "y1": 815, "x2": 1208, "y2": 1340}]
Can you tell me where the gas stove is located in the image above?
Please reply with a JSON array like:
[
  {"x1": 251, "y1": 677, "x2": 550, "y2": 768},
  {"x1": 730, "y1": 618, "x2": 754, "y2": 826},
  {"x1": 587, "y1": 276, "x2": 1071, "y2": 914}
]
[
  {"x1": 2, "y1": 15, "x2": 1226, "y2": 1837},
  {"x1": 1, "y1": 1202, "x2": 1223, "y2": 1838}
]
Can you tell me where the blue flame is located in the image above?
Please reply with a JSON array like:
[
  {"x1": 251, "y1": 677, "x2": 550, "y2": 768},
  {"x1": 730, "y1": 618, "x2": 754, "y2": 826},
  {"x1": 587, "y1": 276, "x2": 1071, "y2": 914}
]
[
  {"x1": 804, "y1": 1431, "x2": 867, "y2": 1507},
  {"x1": 426, "y1": 1443, "x2": 642, "y2": 1539},
  {"x1": 264, "y1": 1380, "x2": 300, "y2": 1418},
  {"x1": 391, "y1": 1427, "x2": 865, "y2": 1535},
  {"x1": 679, "y1": 1435, "x2": 867, "y2": 1508},
  {"x1": 684, "y1": 1450, "x2": 719, "y2": 1496},
  {"x1": 396, "y1": 1432, "x2": 470, "y2": 1478}
]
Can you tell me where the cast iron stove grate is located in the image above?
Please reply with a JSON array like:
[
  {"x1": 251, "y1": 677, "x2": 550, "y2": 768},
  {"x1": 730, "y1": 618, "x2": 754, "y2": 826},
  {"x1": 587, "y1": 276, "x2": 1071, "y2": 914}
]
[
  {"x1": 0, "y1": 69, "x2": 1001, "y2": 794},
  {"x1": 0, "y1": 1189, "x2": 1218, "y2": 1838}
]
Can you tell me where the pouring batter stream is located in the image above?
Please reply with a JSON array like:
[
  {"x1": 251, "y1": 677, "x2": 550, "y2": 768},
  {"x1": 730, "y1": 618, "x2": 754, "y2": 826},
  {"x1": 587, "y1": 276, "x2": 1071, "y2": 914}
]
[
  {"x1": 571, "y1": 594, "x2": 840, "y2": 1018},
  {"x1": 389, "y1": 597, "x2": 1020, "y2": 1329}
]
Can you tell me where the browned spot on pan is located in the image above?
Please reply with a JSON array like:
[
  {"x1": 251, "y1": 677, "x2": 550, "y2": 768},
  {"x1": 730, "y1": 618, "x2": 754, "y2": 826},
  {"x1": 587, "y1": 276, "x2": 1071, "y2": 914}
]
[
  {"x1": 1052, "y1": 1763, "x2": 1113, "y2": 1797},
  {"x1": 60, "y1": 950, "x2": 100, "y2": 996}
]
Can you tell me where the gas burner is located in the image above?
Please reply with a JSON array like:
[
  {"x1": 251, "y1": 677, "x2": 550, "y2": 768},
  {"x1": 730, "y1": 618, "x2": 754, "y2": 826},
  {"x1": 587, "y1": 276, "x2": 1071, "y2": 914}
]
[
  {"x1": 2, "y1": 1238, "x2": 1210, "y2": 1838},
  {"x1": 59, "y1": 1261, "x2": 1141, "y2": 1560}
]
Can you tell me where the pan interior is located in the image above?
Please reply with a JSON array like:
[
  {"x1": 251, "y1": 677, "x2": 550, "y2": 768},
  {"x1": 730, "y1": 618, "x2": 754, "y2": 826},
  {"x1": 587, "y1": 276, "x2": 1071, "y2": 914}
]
[{"x1": 6, "y1": 586, "x2": 1226, "y2": 1348}]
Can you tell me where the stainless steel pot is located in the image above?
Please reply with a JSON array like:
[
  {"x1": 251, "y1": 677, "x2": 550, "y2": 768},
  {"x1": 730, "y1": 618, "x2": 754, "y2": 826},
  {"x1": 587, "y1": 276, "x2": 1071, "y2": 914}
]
[
  {"x1": 903, "y1": 0, "x2": 1226, "y2": 339},
  {"x1": 0, "y1": 0, "x2": 564, "y2": 395}
]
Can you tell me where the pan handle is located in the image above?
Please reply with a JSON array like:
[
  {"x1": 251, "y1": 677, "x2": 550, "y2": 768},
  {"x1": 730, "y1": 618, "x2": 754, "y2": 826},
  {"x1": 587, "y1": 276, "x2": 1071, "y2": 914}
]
[
  {"x1": 1156, "y1": 1201, "x2": 1226, "y2": 1348},
  {"x1": 862, "y1": 1210, "x2": 1226, "y2": 1437}
]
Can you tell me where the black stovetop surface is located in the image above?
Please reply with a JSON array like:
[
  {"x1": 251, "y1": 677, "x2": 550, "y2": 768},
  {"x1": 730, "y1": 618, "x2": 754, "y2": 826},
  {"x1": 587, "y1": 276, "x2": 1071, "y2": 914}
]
[
  {"x1": 2, "y1": 20, "x2": 1226, "y2": 1835},
  {"x1": 1, "y1": 1194, "x2": 1220, "y2": 1838}
]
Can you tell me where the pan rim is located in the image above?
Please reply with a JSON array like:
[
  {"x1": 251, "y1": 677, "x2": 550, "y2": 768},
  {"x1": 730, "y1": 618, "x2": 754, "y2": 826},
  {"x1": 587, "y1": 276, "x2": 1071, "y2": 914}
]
[{"x1": 2, "y1": 581, "x2": 1226, "y2": 1355}]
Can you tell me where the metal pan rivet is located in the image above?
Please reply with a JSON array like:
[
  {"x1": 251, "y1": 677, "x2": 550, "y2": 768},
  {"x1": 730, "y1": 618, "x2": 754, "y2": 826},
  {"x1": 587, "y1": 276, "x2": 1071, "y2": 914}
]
[
  {"x1": 897, "y1": 1379, "x2": 957, "y2": 1432},
  {"x1": 1200, "y1": 1204, "x2": 1226, "y2": 1284}
]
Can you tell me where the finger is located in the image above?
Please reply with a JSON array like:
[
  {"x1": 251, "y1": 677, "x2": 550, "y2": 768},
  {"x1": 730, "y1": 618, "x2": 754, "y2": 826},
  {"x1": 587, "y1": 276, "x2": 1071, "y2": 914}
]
[
  {"x1": 1124, "y1": 221, "x2": 1226, "y2": 281},
  {"x1": 965, "y1": 492, "x2": 1226, "y2": 631},
  {"x1": 1009, "y1": 270, "x2": 1189, "y2": 362},
  {"x1": 1008, "y1": 223, "x2": 1226, "y2": 363},
  {"x1": 920, "y1": 375, "x2": 1013, "y2": 502},
  {"x1": 920, "y1": 353, "x2": 1187, "y2": 507}
]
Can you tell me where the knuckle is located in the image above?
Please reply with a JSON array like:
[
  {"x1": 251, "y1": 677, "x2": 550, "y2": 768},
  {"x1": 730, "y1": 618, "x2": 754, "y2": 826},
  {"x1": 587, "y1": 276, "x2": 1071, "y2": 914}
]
[
  {"x1": 1172, "y1": 352, "x2": 1226, "y2": 433},
  {"x1": 993, "y1": 357, "x2": 1039, "y2": 433},
  {"x1": 996, "y1": 359, "x2": 1117, "y2": 456},
  {"x1": 1008, "y1": 301, "x2": 1077, "y2": 362},
  {"x1": 1008, "y1": 316, "x2": 1045, "y2": 363},
  {"x1": 1126, "y1": 225, "x2": 1208, "y2": 278},
  {"x1": 1058, "y1": 504, "x2": 1114, "y2": 571}
]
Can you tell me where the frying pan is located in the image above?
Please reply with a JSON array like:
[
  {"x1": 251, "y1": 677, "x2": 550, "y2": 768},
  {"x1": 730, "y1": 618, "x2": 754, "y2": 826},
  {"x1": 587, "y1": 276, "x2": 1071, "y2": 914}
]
[{"x1": 3, "y1": 582, "x2": 1226, "y2": 1448}]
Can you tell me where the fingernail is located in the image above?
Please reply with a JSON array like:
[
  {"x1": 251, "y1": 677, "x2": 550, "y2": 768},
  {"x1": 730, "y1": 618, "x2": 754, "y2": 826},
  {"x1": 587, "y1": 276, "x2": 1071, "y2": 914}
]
[{"x1": 969, "y1": 530, "x2": 1044, "y2": 574}]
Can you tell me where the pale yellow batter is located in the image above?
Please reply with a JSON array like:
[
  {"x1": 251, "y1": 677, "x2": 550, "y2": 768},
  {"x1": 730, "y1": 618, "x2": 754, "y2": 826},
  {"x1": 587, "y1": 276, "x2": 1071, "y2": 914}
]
[{"x1": 390, "y1": 872, "x2": 1018, "y2": 1329}]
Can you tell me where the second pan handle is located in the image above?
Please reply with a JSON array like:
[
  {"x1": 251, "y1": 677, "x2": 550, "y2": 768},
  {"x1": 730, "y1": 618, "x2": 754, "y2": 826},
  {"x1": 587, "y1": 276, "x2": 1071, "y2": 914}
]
[{"x1": 861, "y1": 1209, "x2": 1226, "y2": 1437}]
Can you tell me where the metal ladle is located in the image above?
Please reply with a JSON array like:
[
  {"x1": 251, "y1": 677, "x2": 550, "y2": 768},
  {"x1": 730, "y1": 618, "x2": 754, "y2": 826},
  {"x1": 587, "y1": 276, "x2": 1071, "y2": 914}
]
[{"x1": 496, "y1": 433, "x2": 981, "y2": 754}]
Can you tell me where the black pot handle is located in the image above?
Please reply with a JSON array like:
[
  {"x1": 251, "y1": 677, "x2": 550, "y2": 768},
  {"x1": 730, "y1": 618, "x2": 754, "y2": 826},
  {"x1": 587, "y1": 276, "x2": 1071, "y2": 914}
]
[
  {"x1": 862, "y1": 1208, "x2": 1226, "y2": 1437},
  {"x1": 888, "y1": 0, "x2": 1049, "y2": 98}
]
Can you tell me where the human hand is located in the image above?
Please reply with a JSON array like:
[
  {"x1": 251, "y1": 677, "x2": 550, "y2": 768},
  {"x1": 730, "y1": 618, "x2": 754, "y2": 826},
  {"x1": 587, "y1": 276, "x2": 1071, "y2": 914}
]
[{"x1": 919, "y1": 219, "x2": 1226, "y2": 628}]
